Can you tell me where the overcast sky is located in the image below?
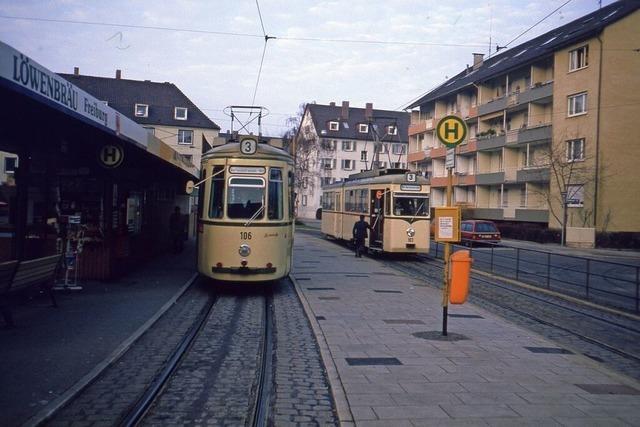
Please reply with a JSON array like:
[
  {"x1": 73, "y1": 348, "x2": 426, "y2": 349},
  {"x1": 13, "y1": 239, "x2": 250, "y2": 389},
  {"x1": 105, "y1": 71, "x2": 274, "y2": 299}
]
[{"x1": 0, "y1": 0, "x2": 615, "y2": 135}]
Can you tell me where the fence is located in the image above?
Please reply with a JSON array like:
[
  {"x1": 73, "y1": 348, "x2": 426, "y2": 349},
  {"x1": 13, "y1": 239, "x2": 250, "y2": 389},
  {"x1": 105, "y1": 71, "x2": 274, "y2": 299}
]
[{"x1": 430, "y1": 241, "x2": 640, "y2": 313}]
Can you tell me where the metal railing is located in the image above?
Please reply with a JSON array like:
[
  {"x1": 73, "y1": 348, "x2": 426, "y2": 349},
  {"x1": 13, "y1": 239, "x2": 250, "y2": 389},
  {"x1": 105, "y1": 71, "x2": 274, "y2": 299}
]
[{"x1": 430, "y1": 241, "x2": 640, "y2": 313}]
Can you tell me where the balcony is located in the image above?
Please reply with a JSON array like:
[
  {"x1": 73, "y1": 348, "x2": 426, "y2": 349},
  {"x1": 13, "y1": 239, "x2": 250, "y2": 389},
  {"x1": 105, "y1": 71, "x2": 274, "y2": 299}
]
[
  {"x1": 515, "y1": 208, "x2": 549, "y2": 223},
  {"x1": 407, "y1": 150, "x2": 427, "y2": 163},
  {"x1": 518, "y1": 81, "x2": 553, "y2": 104},
  {"x1": 430, "y1": 146, "x2": 447, "y2": 158},
  {"x1": 456, "y1": 139, "x2": 477, "y2": 155},
  {"x1": 455, "y1": 174, "x2": 476, "y2": 186},
  {"x1": 430, "y1": 176, "x2": 448, "y2": 187},
  {"x1": 517, "y1": 167, "x2": 550, "y2": 183},
  {"x1": 516, "y1": 124, "x2": 552, "y2": 145},
  {"x1": 475, "y1": 171, "x2": 505, "y2": 185},
  {"x1": 478, "y1": 96, "x2": 507, "y2": 116},
  {"x1": 476, "y1": 134, "x2": 506, "y2": 151},
  {"x1": 408, "y1": 118, "x2": 434, "y2": 136},
  {"x1": 466, "y1": 208, "x2": 504, "y2": 221}
]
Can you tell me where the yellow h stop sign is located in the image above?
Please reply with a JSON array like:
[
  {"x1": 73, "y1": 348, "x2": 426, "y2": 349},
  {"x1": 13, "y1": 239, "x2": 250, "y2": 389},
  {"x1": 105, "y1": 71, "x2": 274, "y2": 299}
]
[{"x1": 436, "y1": 115, "x2": 468, "y2": 148}]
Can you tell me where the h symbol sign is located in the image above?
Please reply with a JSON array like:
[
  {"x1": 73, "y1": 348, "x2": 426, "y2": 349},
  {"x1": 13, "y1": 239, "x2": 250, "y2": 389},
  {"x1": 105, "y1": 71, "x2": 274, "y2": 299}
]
[
  {"x1": 103, "y1": 146, "x2": 119, "y2": 163},
  {"x1": 444, "y1": 121, "x2": 459, "y2": 140}
]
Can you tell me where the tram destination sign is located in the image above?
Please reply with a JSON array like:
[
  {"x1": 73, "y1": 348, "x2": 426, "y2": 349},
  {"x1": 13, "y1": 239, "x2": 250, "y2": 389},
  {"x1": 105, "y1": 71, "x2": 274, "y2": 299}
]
[{"x1": 436, "y1": 115, "x2": 468, "y2": 148}]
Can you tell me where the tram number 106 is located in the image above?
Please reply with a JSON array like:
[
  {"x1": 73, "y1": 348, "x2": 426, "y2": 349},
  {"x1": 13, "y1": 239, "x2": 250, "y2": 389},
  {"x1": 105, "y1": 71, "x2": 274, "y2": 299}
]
[{"x1": 240, "y1": 232, "x2": 252, "y2": 240}]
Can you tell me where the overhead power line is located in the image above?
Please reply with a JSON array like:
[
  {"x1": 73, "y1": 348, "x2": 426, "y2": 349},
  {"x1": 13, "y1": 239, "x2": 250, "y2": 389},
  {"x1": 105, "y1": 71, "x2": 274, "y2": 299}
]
[
  {"x1": 502, "y1": 0, "x2": 573, "y2": 48},
  {"x1": 0, "y1": 14, "x2": 489, "y2": 48}
]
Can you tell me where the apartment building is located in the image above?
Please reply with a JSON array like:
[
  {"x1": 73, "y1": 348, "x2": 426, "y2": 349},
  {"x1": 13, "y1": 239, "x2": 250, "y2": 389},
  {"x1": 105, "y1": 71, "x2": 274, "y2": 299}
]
[
  {"x1": 59, "y1": 69, "x2": 220, "y2": 169},
  {"x1": 407, "y1": 0, "x2": 640, "y2": 237},
  {"x1": 294, "y1": 102, "x2": 409, "y2": 219}
]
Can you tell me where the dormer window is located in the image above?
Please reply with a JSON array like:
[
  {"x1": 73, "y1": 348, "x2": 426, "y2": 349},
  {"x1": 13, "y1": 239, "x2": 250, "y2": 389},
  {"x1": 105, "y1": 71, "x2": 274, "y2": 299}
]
[
  {"x1": 388, "y1": 125, "x2": 397, "y2": 135},
  {"x1": 329, "y1": 121, "x2": 339, "y2": 131},
  {"x1": 358, "y1": 124, "x2": 368, "y2": 133},
  {"x1": 135, "y1": 103, "x2": 148, "y2": 117},
  {"x1": 175, "y1": 107, "x2": 188, "y2": 120}
]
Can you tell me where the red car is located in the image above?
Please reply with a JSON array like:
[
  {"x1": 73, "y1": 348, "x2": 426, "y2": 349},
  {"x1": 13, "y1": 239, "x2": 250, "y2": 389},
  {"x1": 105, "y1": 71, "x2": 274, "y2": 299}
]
[{"x1": 461, "y1": 220, "x2": 501, "y2": 245}]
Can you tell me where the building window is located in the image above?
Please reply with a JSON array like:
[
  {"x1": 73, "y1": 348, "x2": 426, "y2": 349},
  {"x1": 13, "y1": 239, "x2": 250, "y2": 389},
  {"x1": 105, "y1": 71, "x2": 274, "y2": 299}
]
[
  {"x1": 322, "y1": 177, "x2": 334, "y2": 186},
  {"x1": 388, "y1": 125, "x2": 397, "y2": 135},
  {"x1": 329, "y1": 121, "x2": 339, "y2": 131},
  {"x1": 568, "y1": 92, "x2": 587, "y2": 116},
  {"x1": 566, "y1": 138, "x2": 585, "y2": 162},
  {"x1": 143, "y1": 126, "x2": 155, "y2": 135},
  {"x1": 392, "y1": 144, "x2": 406, "y2": 155},
  {"x1": 566, "y1": 184, "x2": 584, "y2": 207},
  {"x1": 178, "y1": 129, "x2": 193, "y2": 145},
  {"x1": 341, "y1": 159, "x2": 355, "y2": 170},
  {"x1": 501, "y1": 188, "x2": 509, "y2": 208},
  {"x1": 182, "y1": 154, "x2": 193, "y2": 164},
  {"x1": 341, "y1": 140, "x2": 355, "y2": 151},
  {"x1": 569, "y1": 45, "x2": 588, "y2": 71},
  {"x1": 4, "y1": 157, "x2": 17, "y2": 174},
  {"x1": 135, "y1": 103, "x2": 149, "y2": 117},
  {"x1": 301, "y1": 195, "x2": 307, "y2": 206},
  {"x1": 320, "y1": 158, "x2": 335, "y2": 170},
  {"x1": 380, "y1": 144, "x2": 389, "y2": 154},
  {"x1": 175, "y1": 107, "x2": 188, "y2": 120},
  {"x1": 360, "y1": 151, "x2": 367, "y2": 161},
  {"x1": 358, "y1": 123, "x2": 368, "y2": 133}
]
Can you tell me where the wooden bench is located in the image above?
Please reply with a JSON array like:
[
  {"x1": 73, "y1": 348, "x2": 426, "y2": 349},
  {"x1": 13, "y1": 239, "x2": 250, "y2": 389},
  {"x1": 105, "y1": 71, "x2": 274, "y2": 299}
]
[{"x1": 0, "y1": 254, "x2": 61, "y2": 327}]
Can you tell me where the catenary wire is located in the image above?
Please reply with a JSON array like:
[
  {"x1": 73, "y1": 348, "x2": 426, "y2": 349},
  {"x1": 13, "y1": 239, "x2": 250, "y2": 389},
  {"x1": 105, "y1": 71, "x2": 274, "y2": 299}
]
[{"x1": 503, "y1": 0, "x2": 574, "y2": 48}]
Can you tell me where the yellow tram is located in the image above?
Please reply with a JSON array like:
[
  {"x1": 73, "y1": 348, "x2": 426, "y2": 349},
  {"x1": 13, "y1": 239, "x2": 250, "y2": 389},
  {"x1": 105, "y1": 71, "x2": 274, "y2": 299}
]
[
  {"x1": 321, "y1": 169, "x2": 430, "y2": 254},
  {"x1": 190, "y1": 138, "x2": 295, "y2": 282}
]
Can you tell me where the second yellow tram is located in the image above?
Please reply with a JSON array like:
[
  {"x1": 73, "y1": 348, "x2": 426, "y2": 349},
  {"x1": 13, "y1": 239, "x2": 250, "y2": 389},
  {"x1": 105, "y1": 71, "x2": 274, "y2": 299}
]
[{"x1": 321, "y1": 169, "x2": 430, "y2": 254}]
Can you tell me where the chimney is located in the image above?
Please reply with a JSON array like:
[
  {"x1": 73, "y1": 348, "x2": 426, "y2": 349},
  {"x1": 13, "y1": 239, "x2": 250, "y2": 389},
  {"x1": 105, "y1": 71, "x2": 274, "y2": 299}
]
[
  {"x1": 73, "y1": 67, "x2": 79, "y2": 76},
  {"x1": 365, "y1": 102, "x2": 373, "y2": 119},
  {"x1": 341, "y1": 101, "x2": 349, "y2": 120},
  {"x1": 115, "y1": 69, "x2": 122, "y2": 79},
  {"x1": 329, "y1": 101, "x2": 336, "y2": 107},
  {"x1": 472, "y1": 53, "x2": 484, "y2": 69}
]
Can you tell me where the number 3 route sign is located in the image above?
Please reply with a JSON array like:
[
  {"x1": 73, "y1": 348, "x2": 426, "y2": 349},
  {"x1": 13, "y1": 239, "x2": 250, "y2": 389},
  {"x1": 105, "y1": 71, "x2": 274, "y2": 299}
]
[{"x1": 436, "y1": 115, "x2": 468, "y2": 148}]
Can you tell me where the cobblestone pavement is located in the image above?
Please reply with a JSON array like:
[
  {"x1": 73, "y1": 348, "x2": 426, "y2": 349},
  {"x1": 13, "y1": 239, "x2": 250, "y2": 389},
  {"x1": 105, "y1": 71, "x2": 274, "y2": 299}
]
[
  {"x1": 46, "y1": 279, "x2": 212, "y2": 426},
  {"x1": 142, "y1": 291, "x2": 263, "y2": 425},
  {"x1": 389, "y1": 256, "x2": 640, "y2": 381},
  {"x1": 271, "y1": 278, "x2": 338, "y2": 425}
]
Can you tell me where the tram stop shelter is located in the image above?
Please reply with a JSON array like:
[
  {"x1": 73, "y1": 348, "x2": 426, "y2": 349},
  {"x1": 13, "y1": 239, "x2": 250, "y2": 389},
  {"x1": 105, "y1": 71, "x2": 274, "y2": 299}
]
[{"x1": 0, "y1": 41, "x2": 198, "y2": 279}]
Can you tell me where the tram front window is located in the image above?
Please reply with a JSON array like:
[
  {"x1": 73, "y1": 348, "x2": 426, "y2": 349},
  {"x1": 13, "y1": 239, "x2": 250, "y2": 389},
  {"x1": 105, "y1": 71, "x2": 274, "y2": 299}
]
[
  {"x1": 393, "y1": 194, "x2": 429, "y2": 217},
  {"x1": 227, "y1": 177, "x2": 265, "y2": 219},
  {"x1": 208, "y1": 166, "x2": 224, "y2": 218}
]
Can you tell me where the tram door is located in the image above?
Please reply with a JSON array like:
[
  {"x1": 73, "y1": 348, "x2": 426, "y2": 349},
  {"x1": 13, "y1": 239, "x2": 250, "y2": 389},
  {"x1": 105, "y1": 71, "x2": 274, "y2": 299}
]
[{"x1": 370, "y1": 189, "x2": 385, "y2": 248}]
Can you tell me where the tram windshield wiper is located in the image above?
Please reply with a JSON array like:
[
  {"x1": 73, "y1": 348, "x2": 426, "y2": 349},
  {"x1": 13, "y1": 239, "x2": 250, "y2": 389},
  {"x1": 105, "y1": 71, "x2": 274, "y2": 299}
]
[
  {"x1": 244, "y1": 201, "x2": 265, "y2": 227},
  {"x1": 410, "y1": 201, "x2": 425, "y2": 223}
]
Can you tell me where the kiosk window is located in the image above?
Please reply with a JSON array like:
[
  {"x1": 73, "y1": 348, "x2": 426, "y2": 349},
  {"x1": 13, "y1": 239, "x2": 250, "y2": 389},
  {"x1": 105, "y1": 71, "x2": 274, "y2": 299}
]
[
  {"x1": 268, "y1": 168, "x2": 283, "y2": 220},
  {"x1": 208, "y1": 166, "x2": 225, "y2": 219},
  {"x1": 227, "y1": 177, "x2": 265, "y2": 219}
]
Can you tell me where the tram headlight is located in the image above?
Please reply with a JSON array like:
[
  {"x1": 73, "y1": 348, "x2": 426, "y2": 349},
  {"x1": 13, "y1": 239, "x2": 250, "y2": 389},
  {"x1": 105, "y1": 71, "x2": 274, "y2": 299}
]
[
  {"x1": 406, "y1": 227, "x2": 415, "y2": 238},
  {"x1": 239, "y1": 244, "x2": 251, "y2": 257}
]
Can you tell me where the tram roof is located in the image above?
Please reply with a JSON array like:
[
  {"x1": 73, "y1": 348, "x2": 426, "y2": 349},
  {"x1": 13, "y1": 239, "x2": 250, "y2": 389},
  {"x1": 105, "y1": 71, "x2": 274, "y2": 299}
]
[
  {"x1": 202, "y1": 142, "x2": 294, "y2": 162},
  {"x1": 323, "y1": 170, "x2": 429, "y2": 189}
]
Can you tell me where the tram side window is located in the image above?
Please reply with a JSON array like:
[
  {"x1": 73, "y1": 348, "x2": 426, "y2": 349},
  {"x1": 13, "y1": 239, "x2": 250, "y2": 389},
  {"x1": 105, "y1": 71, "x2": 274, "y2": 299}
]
[
  {"x1": 268, "y1": 168, "x2": 283, "y2": 220},
  {"x1": 357, "y1": 189, "x2": 367, "y2": 213},
  {"x1": 288, "y1": 170, "x2": 294, "y2": 220},
  {"x1": 345, "y1": 190, "x2": 354, "y2": 212},
  {"x1": 227, "y1": 177, "x2": 265, "y2": 219},
  {"x1": 198, "y1": 169, "x2": 207, "y2": 218},
  {"x1": 208, "y1": 166, "x2": 225, "y2": 218}
]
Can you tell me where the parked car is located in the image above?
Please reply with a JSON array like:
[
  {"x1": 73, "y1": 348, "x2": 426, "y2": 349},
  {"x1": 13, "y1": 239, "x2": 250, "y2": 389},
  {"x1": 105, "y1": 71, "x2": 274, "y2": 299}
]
[{"x1": 461, "y1": 220, "x2": 501, "y2": 246}]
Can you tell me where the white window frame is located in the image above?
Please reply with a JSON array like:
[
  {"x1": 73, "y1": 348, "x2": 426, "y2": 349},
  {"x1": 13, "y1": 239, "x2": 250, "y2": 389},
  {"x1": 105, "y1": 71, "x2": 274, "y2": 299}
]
[
  {"x1": 341, "y1": 159, "x2": 354, "y2": 170},
  {"x1": 360, "y1": 151, "x2": 367, "y2": 161},
  {"x1": 568, "y1": 92, "x2": 587, "y2": 117},
  {"x1": 566, "y1": 184, "x2": 584, "y2": 207},
  {"x1": 321, "y1": 158, "x2": 335, "y2": 170},
  {"x1": 301, "y1": 195, "x2": 307, "y2": 206},
  {"x1": 177, "y1": 129, "x2": 193, "y2": 145},
  {"x1": 4, "y1": 157, "x2": 17, "y2": 174},
  {"x1": 135, "y1": 103, "x2": 149, "y2": 117},
  {"x1": 392, "y1": 144, "x2": 406, "y2": 155},
  {"x1": 569, "y1": 45, "x2": 589, "y2": 72},
  {"x1": 175, "y1": 107, "x2": 188, "y2": 120},
  {"x1": 566, "y1": 138, "x2": 585, "y2": 162},
  {"x1": 329, "y1": 121, "x2": 339, "y2": 131},
  {"x1": 380, "y1": 144, "x2": 389, "y2": 154},
  {"x1": 341, "y1": 140, "x2": 355, "y2": 151},
  {"x1": 143, "y1": 126, "x2": 155, "y2": 135},
  {"x1": 358, "y1": 123, "x2": 368, "y2": 133},
  {"x1": 388, "y1": 125, "x2": 397, "y2": 135}
]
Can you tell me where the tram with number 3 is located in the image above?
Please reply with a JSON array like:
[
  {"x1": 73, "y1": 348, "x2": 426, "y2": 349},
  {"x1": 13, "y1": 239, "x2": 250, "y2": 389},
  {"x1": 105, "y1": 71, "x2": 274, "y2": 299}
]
[
  {"x1": 321, "y1": 169, "x2": 431, "y2": 254},
  {"x1": 187, "y1": 136, "x2": 295, "y2": 282}
]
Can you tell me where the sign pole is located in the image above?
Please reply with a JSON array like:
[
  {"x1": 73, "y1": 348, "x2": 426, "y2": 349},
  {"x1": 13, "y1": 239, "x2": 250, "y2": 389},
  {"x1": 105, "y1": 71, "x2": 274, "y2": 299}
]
[{"x1": 442, "y1": 166, "x2": 453, "y2": 336}]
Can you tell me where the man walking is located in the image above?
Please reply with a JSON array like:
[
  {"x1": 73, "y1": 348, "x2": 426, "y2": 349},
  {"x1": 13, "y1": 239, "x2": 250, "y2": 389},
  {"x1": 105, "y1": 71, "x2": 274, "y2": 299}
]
[{"x1": 352, "y1": 215, "x2": 371, "y2": 258}]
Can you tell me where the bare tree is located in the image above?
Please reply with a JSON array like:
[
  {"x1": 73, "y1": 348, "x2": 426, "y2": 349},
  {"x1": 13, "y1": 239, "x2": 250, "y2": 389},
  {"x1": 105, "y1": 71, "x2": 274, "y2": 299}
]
[{"x1": 528, "y1": 138, "x2": 597, "y2": 245}]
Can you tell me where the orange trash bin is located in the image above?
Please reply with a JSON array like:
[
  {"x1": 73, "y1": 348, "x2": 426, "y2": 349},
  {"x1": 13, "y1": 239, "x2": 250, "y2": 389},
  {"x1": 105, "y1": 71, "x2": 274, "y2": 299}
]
[{"x1": 449, "y1": 250, "x2": 472, "y2": 304}]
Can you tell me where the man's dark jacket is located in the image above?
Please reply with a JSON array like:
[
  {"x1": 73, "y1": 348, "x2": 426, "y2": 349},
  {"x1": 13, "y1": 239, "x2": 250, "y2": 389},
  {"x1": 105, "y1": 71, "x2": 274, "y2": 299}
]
[{"x1": 353, "y1": 220, "x2": 370, "y2": 240}]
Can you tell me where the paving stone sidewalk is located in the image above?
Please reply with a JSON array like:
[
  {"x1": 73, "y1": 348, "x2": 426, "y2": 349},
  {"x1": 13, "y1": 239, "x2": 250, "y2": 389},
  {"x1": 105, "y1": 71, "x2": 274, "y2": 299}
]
[{"x1": 292, "y1": 233, "x2": 640, "y2": 426}]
